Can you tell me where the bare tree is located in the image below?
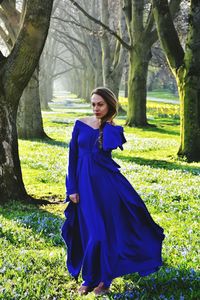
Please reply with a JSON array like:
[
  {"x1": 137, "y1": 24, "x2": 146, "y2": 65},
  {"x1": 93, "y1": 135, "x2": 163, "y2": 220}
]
[
  {"x1": 69, "y1": 0, "x2": 181, "y2": 126},
  {"x1": 100, "y1": 0, "x2": 128, "y2": 98},
  {"x1": 51, "y1": 0, "x2": 103, "y2": 100},
  {"x1": 52, "y1": 0, "x2": 128, "y2": 102}
]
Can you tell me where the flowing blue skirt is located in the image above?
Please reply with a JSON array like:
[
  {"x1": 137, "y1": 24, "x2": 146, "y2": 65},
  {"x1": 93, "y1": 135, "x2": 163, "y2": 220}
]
[{"x1": 61, "y1": 153, "x2": 165, "y2": 287}]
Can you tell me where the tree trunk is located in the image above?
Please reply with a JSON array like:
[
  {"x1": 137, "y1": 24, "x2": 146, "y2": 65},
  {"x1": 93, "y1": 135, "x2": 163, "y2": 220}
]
[
  {"x1": 124, "y1": 66, "x2": 128, "y2": 97},
  {"x1": 0, "y1": 94, "x2": 27, "y2": 202},
  {"x1": 40, "y1": 75, "x2": 52, "y2": 110},
  {"x1": 17, "y1": 68, "x2": 47, "y2": 139},
  {"x1": 0, "y1": 0, "x2": 53, "y2": 203},
  {"x1": 100, "y1": 0, "x2": 126, "y2": 104},
  {"x1": 87, "y1": 67, "x2": 95, "y2": 100},
  {"x1": 126, "y1": 47, "x2": 151, "y2": 126},
  {"x1": 152, "y1": 0, "x2": 200, "y2": 161},
  {"x1": 0, "y1": 3, "x2": 49, "y2": 138},
  {"x1": 82, "y1": 69, "x2": 88, "y2": 100},
  {"x1": 177, "y1": 1, "x2": 200, "y2": 161},
  {"x1": 176, "y1": 70, "x2": 200, "y2": 161},
  {"x1": 94, "y1": 48, "x2": 103, "y2": 87}
]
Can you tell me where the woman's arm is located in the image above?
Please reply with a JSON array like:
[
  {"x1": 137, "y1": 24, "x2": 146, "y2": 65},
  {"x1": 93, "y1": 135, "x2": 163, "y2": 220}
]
[{"x1": 65, "y1": 121, "x2": 79, "y2": 201}]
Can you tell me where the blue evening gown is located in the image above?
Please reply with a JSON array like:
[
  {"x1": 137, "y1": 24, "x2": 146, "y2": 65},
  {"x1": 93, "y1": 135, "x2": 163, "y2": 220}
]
[{"x1": 61, "y1": 120, "x2": 165, "y2": 288}]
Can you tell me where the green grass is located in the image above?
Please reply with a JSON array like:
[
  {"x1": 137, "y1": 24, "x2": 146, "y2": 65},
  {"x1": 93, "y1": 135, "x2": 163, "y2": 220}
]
[
  {"x1": 147, "y1": 89, "x2": 179, "y2": 100},
  {"x1": 0, "y1": 98, "x2": 199, "y2": 299}
]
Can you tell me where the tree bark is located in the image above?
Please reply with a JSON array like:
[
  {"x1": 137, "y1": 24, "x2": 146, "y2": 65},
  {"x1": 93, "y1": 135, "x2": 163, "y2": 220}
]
[
  {"x1": 0, "y1": 95, "x2": 27, "y2": 201},
  {"x1": 0, "y1": 0, "x2": 46, "y2": 139},
  {"x1": 177, "y1": 72, "x2": 200, "y2": 161},
  {"x1": 122, "y1": 0, "x2": 155, "y2": 126},
  {"x1": 101, "y1": 0, "x2": 127, "y2": 114},
  {"x1": 0, "y1": 1, "x2": 48, "y2": 139},
  {"x1": 152, "y1": 0, "x2": 200, "y2": 161},
  {"x1": 40, "y1": 74, "x2": 53, "y2": 110},
  {"x1": 17, "y1": 67, "x2": 47, "y2": 139},
  {"x1": 0, "y1": 0, "x2": 53, "y2": 202},
  {"x1": 126, "y1": 46, "x2": 151, "y2": 126},
  {"x1": 123, "y1": 0, "x2": 181, "y2": 126}
]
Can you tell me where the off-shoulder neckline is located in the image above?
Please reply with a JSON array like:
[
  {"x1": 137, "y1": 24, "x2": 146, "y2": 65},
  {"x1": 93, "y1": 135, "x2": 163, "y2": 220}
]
[
  {"x1": 76, "y1": 119, "x2": 123, "y2": 131},
  {"x1": 76, "y1": 119, "x2": 99, "y2": 130}
]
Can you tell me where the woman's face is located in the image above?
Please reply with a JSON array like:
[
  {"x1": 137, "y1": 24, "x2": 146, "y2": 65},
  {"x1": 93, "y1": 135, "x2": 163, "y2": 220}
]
[{"x1": 91, "y1": 93, "x2": 109, "y2": 119}]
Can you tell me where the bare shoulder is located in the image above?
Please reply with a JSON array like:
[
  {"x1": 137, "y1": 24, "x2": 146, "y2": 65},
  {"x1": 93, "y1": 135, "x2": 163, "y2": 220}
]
[{"x1": 78, "y1": 117, "x2": 92, "y2": 124}]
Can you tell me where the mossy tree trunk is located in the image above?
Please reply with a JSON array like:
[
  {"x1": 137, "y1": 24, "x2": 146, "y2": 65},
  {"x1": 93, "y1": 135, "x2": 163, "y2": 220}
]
[
  {"x1": 0, "y1": 0, "x2": 53, "y2": 203},
  {"x1": 152, "y1": 0, "x2": 200, "y2": 161},
  {"x1": 0, "y1": 0, "x2": 48, "y2": 138},
  {"x1": 127, "y1": 45, "x2": 151, "y2": 126},
  {"x1": 122, "y1": 0, "x2": 181, "y2": 126},
  {"x1": 17, "y1": 67, "x2": 47, "y2": 139},
  {"x1": 18, "y1": 68, "x2": 48, "y2": 137},
  {"x1": 122, "y1": 0, "x2": 154, "y2": 126},
  {"x1": 177, "y1": 71, "x2": 200, "y2": 161}
]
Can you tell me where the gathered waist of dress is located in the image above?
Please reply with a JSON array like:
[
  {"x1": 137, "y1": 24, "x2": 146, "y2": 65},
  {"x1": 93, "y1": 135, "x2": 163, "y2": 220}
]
[
  {"x1": 78, "y1": 150, "x2": 111, "y2": 159},
  {"x1": 78, "y1": 151, "x2": 93, "y2": 159},
  {"x1": 78, "y1": 150, "x2": 120, "y2": 172}
]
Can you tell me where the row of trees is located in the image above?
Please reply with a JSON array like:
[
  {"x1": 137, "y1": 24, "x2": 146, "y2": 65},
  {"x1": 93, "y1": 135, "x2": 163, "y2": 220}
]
[
  {"x1": 51, "y1": 0, "x2": 181, "y2": 125},
  {"x1": 0, "y1": 0, "x2": 178, "y2": 137},
  {"x1": 57, "y1": 0, "x2": 199, "y2": 160},
  {"x1": 0, "y1": 0, "x2": 200, "y2": 203}
]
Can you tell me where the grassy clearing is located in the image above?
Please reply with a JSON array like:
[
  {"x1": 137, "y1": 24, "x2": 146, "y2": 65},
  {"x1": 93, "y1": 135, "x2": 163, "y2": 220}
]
[
  {"x1": 0, "y1": 97, "x2": 199, "y2": 299},
  {"x1": 147, "y1": 90, "x2": 179, "y2": 100}
]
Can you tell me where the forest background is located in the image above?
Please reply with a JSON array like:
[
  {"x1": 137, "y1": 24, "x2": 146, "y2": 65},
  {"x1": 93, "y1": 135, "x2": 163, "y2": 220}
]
[{"x1": 0, "y1": 0, "x2": 199, "y2": 299}]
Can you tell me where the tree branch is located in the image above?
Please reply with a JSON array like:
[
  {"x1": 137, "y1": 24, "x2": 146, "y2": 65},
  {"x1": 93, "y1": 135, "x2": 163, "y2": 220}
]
[
  {"x1": 53, "y1": 36, "x2": 86, "y2": 68},
  {"x1": 68, "y1": 0, "x2": 132, "y2": 50},
  {"x1": 52, "y1": 16, "x2": 98, "y2": 35},
  {"x1": 152, "y1": 0, "x2": 184, "y2": 72},
  {"x1": 52, "y1": 68, "x2": 74, "y2": 79},
  {"x1": 145, "y1": 0, "x2": 182, "y2": 46},
  {"x1": 3, "y1": 0, "x2": 53, "y2": 101},
  {"x1": 53, "y1": 27, "x2": 95, "y2": 67},
  {"x1": 55, "y1": 55, "x2": 84, "y2": 70}
]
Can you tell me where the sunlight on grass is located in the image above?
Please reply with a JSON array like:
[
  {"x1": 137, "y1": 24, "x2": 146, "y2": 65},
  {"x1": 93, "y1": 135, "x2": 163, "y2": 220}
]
[{"x1": 0, "y1": 97, "x2": 199, "y2": 299}]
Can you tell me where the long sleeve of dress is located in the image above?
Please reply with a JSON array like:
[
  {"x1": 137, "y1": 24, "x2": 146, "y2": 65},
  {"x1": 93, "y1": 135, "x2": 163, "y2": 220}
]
[{"x1": 65, "y1": 121, "x2": 79, "y2": 202}]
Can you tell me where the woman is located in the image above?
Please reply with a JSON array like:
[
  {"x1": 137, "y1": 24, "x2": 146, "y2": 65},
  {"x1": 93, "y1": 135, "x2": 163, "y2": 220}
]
[{"x1": 61, "y1": 87, "x2": 165, "y2": 296}]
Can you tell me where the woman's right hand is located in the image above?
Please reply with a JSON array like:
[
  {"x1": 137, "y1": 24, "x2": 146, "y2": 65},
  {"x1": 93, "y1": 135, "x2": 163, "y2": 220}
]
[{"x1": 69, "y1": 193, "x2": 80, "y2": 204}]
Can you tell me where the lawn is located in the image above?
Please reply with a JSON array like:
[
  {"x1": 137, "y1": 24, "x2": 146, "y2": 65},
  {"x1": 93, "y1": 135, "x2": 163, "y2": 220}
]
[
  {"x1": 0, "y1": 96, "x2": 199, "y2": 299},
  {"x1": 147, "y1": 89, "x2": 179, "y2": 101}
]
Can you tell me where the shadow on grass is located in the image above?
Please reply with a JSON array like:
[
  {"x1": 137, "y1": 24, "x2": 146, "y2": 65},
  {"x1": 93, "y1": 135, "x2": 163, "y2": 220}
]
[
  {"x1": 22, "y1": 137, "x2": 69, "y2": 149},
  {"x1": 114, "y1": 153, "x2": 200, "y2": 175},
  {"x1": 118, "y1": 116, "x2": 180, "y2": 137},
  {"x1": 123, "y1": 122, "x2": 180, "y2": 137},
  {"x1": 138, "y1": 124, "x2": 180, "y2": 136},
  {"x1": 41, "y1": 138, "x2": 68, "y2": 149},
  {"x1": 0, "y1": 200, "x2": 198, "y2": 299},
  {"x1": 0, "y1": 200, "x2": 66, "y2": 248}
]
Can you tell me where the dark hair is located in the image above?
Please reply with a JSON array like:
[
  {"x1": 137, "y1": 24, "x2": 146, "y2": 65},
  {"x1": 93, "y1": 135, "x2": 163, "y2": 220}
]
[{"x1": 90, "y1": 86, "x2": 118, "y2": 149}]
